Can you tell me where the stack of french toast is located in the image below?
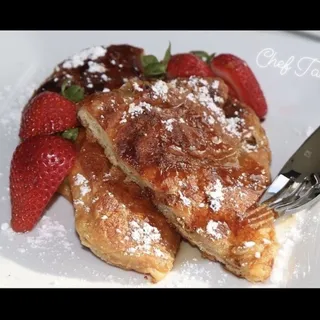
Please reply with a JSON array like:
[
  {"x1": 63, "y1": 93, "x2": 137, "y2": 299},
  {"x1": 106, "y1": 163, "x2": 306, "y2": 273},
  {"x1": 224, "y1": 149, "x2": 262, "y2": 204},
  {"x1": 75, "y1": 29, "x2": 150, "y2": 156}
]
[{"x1": 10, "y1": 44, "x2": 279, "y2": 283}]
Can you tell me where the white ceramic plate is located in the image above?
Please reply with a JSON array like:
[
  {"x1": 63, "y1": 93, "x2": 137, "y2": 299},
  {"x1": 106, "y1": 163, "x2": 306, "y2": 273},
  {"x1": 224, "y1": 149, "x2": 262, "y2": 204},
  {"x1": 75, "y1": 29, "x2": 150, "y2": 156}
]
[
  {"x1": 1, "y1": 30, "x2": 320, "y2": 288},
  {"x1": 299, "y1": 31, "x2": 320, "y2": 38}
]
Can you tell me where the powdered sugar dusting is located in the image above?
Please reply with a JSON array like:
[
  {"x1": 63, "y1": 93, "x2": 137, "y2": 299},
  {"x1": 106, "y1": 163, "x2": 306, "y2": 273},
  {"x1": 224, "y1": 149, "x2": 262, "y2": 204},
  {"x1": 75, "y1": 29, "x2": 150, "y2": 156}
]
[
  {"x1": 263, "y1": 238, "x2": 271, "y2": 245},
  {"x1": 243, "y1": 241, "x2": 255, "y2": 248},
  {"x1": 126, "y1": 220, "x2": 164, "y2": 258},
  {"x1": 120, "y1": 112, "x2": 127, "y2": 124},
  {"x1": 1, "y1": 222, "x2": 9, "y2": 231},
  {"x1": 206, "y1": 179, "x2": 224, "y2": 212},
  {"x1": 163, "y1": 251, "x2": 232, "y2": 288},
  {"x1": 0, "y1": 82, "x2": 39, "y2": 137},
  {"x1": 101, "y1": 74, "x2": 110, "y2": 82},
  {"x1": 206, "y1": 221, "x2": 222, "y2": 239},
  {"x1": 242, "y1": 142, "x2": 258, "y2": 153},
  {"x1": 74, "y1": 173, "x2": 86, "y2": 185},
  {"x1": 214, "y1": 95, "x2": 224, "y2": 103},
  {"x1": 74, "y1": 173, "x2": 91, "y2": 196},
  {"x1": 152, "y1": 80, "x2": 168, "y2": 99},
  {"x1": 133, "y1": 82, "x2": 143, "y2": 92},
  {"x1": 205, "y1": 220, "x2": 230, "y2": 240},
  {"x1": 185, "y1": 76, "x2": 243, "y2": 137},
  {"x1": 212, "y1": 80, "x2": 220, "y2": 89},
  {"x1": 225, "y1": 117, "x2": 244, "y2": 137},
  {"x1": 186, "y1": 93, "x2": 196, "y2": 102},
  {"x1": 178, "y1": 191, "x2": 192, "y2": 206},
  {"x1": 130, "y1": 220, "x2": 161, "y2": 244},
  {"x1": 154, "y1": 248, "x2": 165, "y2": 258},
  {"x1": 162, "y1": 118, "x2": 176, "y2": 132},
  {"x1": 62, "y1": 46, "x2": 106, "y2": 69},
  {"x1": 269, "y1": 213, "x2": 306, "y2": 286},
  {"x1": 87, "y1": 61, "x2": 106, "y2": 73},
  {"x1": 207, "y1": 115, "x2": 215, "y2": 125},
  {"x1": 128, "y1": 102, "x2": 152, "y2": 118},
  {"x1": 1, "y1": 216, "x2": 73, "y2": 252},
  {"x1": 26, "y1": 217, "x2": 72, "y2": 251}
]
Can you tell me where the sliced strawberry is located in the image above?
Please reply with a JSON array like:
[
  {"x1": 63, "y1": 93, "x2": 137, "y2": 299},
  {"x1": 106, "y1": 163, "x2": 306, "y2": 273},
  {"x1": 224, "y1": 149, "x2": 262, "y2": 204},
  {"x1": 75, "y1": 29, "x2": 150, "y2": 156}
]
[
  {"x1": 10, "y1": 135, "x2": 76, "y2": 232},
  {"x1": 19, "y1": 91, "x2": 78, "y2": 140},
  {"x1": 210, "y1": 54, "x2": 268, "y2": 119},
  {"x1": 220, "y1": 79, "x2": 238, "y2": 99},
  {"x1": 166, "y1": 53, "x2": 214, "y2": 79}
]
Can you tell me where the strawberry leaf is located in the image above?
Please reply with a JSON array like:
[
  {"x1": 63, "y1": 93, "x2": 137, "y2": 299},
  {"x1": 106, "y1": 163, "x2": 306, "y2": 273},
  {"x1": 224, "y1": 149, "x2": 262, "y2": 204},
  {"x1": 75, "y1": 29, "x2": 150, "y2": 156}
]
[
  {"x1": 190, "y1": 51, "x2": 211, "y2": 62},
  {"x1": 208, "y1": 52, "x2": 216, "y2": 62},
  {"x1": 61, "y1": 127, "x2": 79, "y2": 141}
]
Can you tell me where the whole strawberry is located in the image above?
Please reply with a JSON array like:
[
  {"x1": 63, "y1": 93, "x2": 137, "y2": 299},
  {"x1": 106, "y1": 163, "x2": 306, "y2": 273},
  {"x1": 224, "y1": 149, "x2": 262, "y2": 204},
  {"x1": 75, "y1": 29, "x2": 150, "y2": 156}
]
[
  {"x1": 19, "y1": 91, "x2": 78, "y2": 140},
  {"x1": 10, "y1": 135, "x2": 76, "y2": 232},
  {"x1": 166, "y1": 53, "x2": 214, "y2": 78},
  {"x1": 210, "y1": 53, "x2": 268, "y2": 119}
]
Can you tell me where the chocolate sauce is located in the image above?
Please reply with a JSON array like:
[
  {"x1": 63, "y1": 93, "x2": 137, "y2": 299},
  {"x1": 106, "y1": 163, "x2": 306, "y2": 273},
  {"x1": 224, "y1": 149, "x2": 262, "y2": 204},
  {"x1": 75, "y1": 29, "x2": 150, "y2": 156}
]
[{"x1": 35, "y1": 44, "x2": 145, "y2": 98}]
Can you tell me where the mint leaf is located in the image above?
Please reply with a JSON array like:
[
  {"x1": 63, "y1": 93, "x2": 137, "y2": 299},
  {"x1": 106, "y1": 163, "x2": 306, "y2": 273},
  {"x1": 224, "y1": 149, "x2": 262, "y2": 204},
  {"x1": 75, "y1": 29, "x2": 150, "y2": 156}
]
[
  {"x1": 62, "y1": 85, "x2": 84, "y2": 103},
  {"x1": 61, "y1": 80, "x2": 85, "y2": 103},
  {"x1": 61, "y1": 80, "x2": 70, "y2": 94},
  {"x1": 61, "y1": 127, "x2": 79, "y2": 141},
  {"x1": 141, "y1": 43, "x2": 172, "y2": 78},
  {"x1": 162, "y1": 42, "x2": 171, "y2": 67},
  {"x1": 144, "y1": 63, "x2": 167, "y2": 77},
  {"x1": 141, "y1": 55, "x2": 159, "y2": 68}
]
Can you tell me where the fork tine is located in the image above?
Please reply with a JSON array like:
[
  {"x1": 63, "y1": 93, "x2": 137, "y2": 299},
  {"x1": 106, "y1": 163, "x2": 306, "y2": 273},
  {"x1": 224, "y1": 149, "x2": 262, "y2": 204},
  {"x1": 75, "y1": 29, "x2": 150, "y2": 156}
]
[
  {"x1": 258, "y1": 175, "x2": 293, "y2": 205},
  {"x1": 245, "y1": 204, "x2": 268, "y2": 219},
  {"x1": 243, "y1": 172, "x2": 320, "y2": 227},
  {"x1": 247, "y1": 209, "x2": 274, "y2": 223},
  {"x1": 242, "y1": 205, "x2": 276, "y2": 229},
  {"x1": 271, "y1": 173, "x2": 320, "y2": 217},
  {"x1": 313, "y1": 173, "x2": 320, "y2": 184},
  {"x1": 283, "y1": 188, "x2": 316, "y2": 212},
  {"x1": 249, "y1": 215, "x2": 275, "y2": 229},
  {"x1": 269, "y1": 178, "x2": 309, "y2": 209},
  {"x1": 284, "y1": 177, "x2": 320, "y2": 212}
]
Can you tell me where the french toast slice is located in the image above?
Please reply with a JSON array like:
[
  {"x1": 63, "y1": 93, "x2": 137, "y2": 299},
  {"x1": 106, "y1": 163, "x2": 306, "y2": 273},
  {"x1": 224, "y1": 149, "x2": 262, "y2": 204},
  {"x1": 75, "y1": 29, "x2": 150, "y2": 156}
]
[
  {"x1": 78, "y1": 76, "x2": 279, "y2": 282},
  {"x1": 33, "y1": 44, "x2": 145, "y2": 201},
  {"x1": 68, "y1": 129, "x2": 180, "y2": 282}
]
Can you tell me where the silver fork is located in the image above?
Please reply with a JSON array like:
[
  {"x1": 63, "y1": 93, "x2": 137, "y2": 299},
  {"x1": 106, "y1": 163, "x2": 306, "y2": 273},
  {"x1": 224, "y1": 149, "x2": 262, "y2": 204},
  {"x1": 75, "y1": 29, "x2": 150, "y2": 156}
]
[{"x1": 245, "y1": 126, "x2": 320, "y2": 229}]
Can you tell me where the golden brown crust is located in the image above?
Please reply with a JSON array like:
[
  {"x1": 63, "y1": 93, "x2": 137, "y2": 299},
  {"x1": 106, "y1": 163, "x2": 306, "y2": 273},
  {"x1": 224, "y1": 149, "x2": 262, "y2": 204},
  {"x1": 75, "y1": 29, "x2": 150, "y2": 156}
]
[
  {"x1": 78, "y1": 76, "x2": 279, "y2": 282},
  {"x1": 57, "y1": 178, "x2": 73, "y2": 202},
  {"x1": 68, "y1": 129, "x2": 180, "y2": 282},
  {"x1": 36, "y1": 44, "x2": 145, "y2": 202}
]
